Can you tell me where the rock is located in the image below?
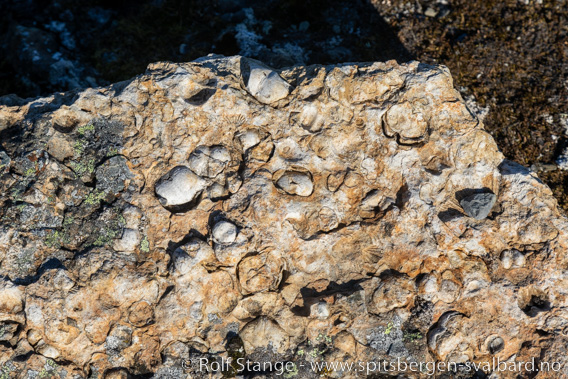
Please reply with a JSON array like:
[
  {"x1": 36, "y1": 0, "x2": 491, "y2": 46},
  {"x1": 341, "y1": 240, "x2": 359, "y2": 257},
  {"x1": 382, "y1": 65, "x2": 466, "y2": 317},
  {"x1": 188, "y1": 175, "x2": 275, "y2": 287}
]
[
  {"x1": 0, "y1": 55, "x2": 567, "y2": 377},
  {"x1": 112, "y1": 228, "x2": 140, "y2": 252},
  {"x1": 95, "y1": 156, "x2": 134, "y2": 195},
  {"x1": 459, "y1": 191, "x2": 497, "y2": 219},
  {"x1": 0, "y1": 151, "x2": 11, "y2": 173},
  {"x1": 240, "y1": 317, "x2": 290, "y2": 354}
]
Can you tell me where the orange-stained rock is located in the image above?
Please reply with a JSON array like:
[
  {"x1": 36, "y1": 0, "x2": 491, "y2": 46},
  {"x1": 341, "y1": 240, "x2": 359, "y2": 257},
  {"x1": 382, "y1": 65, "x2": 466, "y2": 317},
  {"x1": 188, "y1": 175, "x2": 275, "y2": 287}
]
[{"x1": 0, "y1": 55, "x2": 567, "y2": 378}]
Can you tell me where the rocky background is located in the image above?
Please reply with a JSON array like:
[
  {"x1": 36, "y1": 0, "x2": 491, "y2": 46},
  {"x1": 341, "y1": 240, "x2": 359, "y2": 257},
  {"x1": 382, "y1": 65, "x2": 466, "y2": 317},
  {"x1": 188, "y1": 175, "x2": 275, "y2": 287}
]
[{"x1": 0, "y1": 0, "x2": 567, "y2": 213}]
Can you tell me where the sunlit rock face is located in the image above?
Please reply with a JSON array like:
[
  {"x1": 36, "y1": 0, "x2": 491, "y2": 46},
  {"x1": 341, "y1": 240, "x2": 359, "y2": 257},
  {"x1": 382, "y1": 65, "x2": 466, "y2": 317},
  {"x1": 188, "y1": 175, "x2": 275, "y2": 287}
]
[{"x1": 0, "y1": 55, "x2": 567, "y2": 378}]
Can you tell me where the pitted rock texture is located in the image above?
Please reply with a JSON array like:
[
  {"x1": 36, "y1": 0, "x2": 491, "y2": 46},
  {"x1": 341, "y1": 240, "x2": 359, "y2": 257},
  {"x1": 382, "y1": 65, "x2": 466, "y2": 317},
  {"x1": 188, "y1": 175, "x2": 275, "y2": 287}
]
[{"x1": 0, "y1": 55, "x2": 567, "y2": 378}]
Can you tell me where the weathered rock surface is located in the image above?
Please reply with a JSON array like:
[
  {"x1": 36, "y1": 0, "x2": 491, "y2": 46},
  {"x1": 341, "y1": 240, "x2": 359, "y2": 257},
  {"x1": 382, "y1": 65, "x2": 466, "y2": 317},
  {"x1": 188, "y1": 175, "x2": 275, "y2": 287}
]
[{"x1": 0, "y1": 55, "x2": 567, "y2": 378}]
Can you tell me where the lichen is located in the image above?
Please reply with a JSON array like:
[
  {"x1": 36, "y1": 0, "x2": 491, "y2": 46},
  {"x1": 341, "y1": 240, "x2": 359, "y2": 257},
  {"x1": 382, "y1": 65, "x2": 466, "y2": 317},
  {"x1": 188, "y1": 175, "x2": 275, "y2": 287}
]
[
  {"x1": 106, "y1": 147, "x2": 119, "y2": 157},
  {"x1": 45, "y1": 230, "x2": 63, "y2": 248},
  {"x1": 140, "y1": 236, "x2": 150, "y2": 252},
  {"x1": 283, "y1": 363, "x2": 298, "y2": 378},
  {"x1": 37, "y1": 359, "x2": 59, "y2": 378},
  {"x1": 77, "y1": 123, "x2": 95, "y2": 136},
  {"x1": 0, "y1": 364, "x2": 11, "y2": 379},
  {"x1": 403, "y1": 330, "x2": 423, "y2": 344},
  {"x1": 70, "y1": 158, "x2": 96, "y2": 177},
  {"x1": 84, "y1": 189, "x2": 106, "y2": 206},
  {"x1": 92, "y1": 210, "x2": 125, "y2": 247}
]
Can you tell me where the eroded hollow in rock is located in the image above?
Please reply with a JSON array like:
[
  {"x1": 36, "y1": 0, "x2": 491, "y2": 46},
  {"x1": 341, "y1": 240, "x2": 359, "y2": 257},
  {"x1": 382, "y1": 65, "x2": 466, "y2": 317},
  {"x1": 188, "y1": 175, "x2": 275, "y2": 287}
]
[{"x1": 518, "y1": 287, "x2": 551, "y2": 317}]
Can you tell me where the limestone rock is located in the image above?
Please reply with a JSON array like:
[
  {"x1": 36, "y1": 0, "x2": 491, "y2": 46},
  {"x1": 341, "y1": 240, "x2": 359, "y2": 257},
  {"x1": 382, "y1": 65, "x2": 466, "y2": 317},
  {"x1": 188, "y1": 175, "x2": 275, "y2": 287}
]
[{"x1": 0, "y1": 55, "x2": 567, "y2": 378}]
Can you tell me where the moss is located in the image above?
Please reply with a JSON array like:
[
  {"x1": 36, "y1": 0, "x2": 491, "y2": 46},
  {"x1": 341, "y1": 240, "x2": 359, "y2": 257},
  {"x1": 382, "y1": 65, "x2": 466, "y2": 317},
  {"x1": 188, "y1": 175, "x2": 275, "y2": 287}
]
[{"x1": 223, "y1": 334, "x2": 246, "y2": 378}]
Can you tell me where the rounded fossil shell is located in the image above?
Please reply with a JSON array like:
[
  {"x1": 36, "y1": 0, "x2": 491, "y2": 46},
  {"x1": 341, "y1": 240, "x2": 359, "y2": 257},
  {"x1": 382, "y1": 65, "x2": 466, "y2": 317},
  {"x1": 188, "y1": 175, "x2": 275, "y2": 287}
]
[
  {"x1": 383, "y1": 99, "x2": 430, "y2": 144},
  {"x1": 241, "y1": 58, "x2": 291, "y2": 104},
  {"x1": 212, "y1": 220, "x2": 238, "y2": 245},
  {"x1": 154, "y1": 166, "x2": 206, "y2": 208},
  {"x1": 291, "y1": 102, "x2": 325, "y2": 132},
  {"x1": 500, "y1": 249, "x2": 525, "y2": 269},
  {"x1": 188, "y1": 145, "x2": 232, "y2": 179},
  {"x1": 240, "y1": 317, "x2": 290, "y2": 354},
  {"x1": 237, "y1": 252, "x2": 284, "y2": 295},
  {"x1": 272, "y1": 167, "x2": 314, "y2": 197}
]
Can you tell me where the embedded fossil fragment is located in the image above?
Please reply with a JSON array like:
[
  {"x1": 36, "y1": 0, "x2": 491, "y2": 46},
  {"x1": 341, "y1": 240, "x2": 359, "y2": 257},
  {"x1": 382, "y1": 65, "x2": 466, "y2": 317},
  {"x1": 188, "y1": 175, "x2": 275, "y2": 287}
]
[
  {"x1": 273, "y1": 168, "x2": 314, "y2": 197},
  {"x1": 241, "y1": 58, "x2": 291, "y2": 104},
  {"x1": 212, "y1": 220, "x2": 238, "y2": 245},
  {"x1": 383, "y1": 100, "x2": 429, "y2": 144},
  {"x1": 238, "y1": 252, "x2": 284, "y2": 295},
  {"x1": 188, "y1": 145, "x2": 232, "y2": 179},
  {"x1": 154, "y1": 166, "x2": 206, "y2": 209}
]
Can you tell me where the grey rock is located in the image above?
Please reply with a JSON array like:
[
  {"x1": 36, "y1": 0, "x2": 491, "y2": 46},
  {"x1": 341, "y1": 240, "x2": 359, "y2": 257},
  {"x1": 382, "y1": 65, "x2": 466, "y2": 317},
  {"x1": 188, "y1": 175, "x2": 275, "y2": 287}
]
[
  {"x1": 0, "y1": 151, "x2": 10, "y2": 172},
  {"x1": 460, "y1": 192, "x2": 497, "y2": 220},
  {"x1": 95, "y1": 156, "x2": 133, "y2": 195}
]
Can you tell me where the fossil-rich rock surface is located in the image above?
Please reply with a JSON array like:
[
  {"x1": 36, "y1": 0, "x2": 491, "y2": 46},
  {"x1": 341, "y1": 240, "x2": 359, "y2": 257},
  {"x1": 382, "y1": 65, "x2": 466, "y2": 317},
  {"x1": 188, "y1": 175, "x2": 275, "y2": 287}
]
[{"x1": 0, "y1": 55, "x2": 567, "y2": 378}]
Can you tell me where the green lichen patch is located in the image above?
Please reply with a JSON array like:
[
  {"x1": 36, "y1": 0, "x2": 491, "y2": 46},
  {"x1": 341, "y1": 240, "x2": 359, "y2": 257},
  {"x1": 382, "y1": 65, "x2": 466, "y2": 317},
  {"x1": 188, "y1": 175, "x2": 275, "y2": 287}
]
[
  {"x1": 84, "y1": 189, "x2": 107, "y2": 206},
  {"x1": 0, "y1": 363, "x2": 12, "y2": 379},
  {"x1": 44, "y1": 229, "x2": 70, "y2": 250},
  {"x1": 91, "y1": 208, "x2": 126, "y2": 247},
  {"x1": 283, "y1": 363, "x2": 298, "y2": 378},
  {"x1": 77, "y1": 123, "x2": 95, "y2": 136},
  {"x1": 140, "y1": 236, "x2": 150, "y2": 252},
  {"x1": 70, "y1": 158, "x2": 96, "y2": 178},
  {"x1": 38, "y1": 359, "x2": 59, "y2": 378}
]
